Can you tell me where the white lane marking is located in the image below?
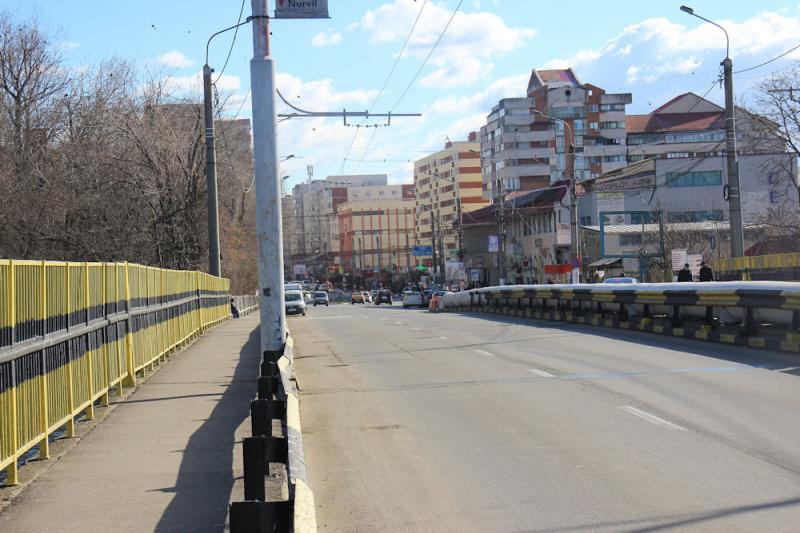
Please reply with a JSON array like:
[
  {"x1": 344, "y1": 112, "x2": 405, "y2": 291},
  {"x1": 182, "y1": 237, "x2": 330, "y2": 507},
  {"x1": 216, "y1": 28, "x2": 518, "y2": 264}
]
[
  {"x1": 472, "y1": 349, "x2": 494, "y2": 357},
  {"x1": 381, "y1": 318, "x2": 387, "y2": 321},
  {"x1": 411, "y1": 327, "x2": 422, "y2": 331},
  {"x1": 526, "y1": 368, "x2": 555, "y2": 378},
  {"x1": 303, "y1": 316, "x2": 360, "y2": 320},
  {"x1": 439, "y1": 336, "x2": 448, "y2": 340},
  {"x1": 620, "y1": 406, "x2": 686, "y2": 431},
  {"x1": 394, "y1": 321, "x2": 404, "y2": 325}
]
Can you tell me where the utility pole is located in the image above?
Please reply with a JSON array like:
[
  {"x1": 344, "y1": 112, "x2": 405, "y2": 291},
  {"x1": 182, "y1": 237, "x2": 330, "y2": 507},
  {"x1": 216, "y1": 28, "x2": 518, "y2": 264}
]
[
  {"x1": 430, "y1": 216, "x2": 437, "y2": 285},
  {"x1": 497, "y1": 175, "x2": 506, "y2": 284},
  {"x1": 722, "y1": 56, "x2": 745, "y2": 260},
  {"x1": 680, "y1": 5, "x2": 745, "y2": 267},
  {"x1": 203, "y1": 65, "x2": 222, "y2": 277},
  {"x1": 249, "y1": 0, "x2": 285, "y2": 353}
]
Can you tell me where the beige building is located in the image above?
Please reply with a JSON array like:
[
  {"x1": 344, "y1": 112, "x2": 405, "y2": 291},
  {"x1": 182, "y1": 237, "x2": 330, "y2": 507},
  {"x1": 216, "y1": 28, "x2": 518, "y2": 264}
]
[
  {"x1": 414, "y1": 134, "x2": 487, "y2": 270},
  {"x1": 338, "y1": 199, "x2": 416, "y2": 275}
]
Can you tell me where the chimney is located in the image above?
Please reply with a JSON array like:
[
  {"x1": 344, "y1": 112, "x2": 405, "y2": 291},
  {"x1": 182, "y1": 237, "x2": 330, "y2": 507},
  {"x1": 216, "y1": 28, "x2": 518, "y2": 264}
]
[{"x1": 468, "y1": 131, "x2": 477, "y2": 142}]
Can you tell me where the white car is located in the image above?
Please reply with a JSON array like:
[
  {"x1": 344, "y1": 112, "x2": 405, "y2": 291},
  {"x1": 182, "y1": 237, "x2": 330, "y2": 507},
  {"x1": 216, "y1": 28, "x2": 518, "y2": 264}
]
[
  {"x1": 285, "y1": 282, "x2": 303, "y2": 292},
  {"x1": 284, "y1": 290, "x2": 306, "y2": 316},
  {"x1": 402, "y1": 290, "x2": 424, "y2": 308}
]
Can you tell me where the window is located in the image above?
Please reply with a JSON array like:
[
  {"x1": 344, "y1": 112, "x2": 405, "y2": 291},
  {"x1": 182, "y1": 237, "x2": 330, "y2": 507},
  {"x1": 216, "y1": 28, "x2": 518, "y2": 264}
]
[
  {"x1": 665, "y1": 131, "x2": 724, "y2": 143},
  {"x1": 603, "y1": 155, "x2": 626, "y2": 163},
  {"x1": 589, "y1": 104, "x2": 599, "y2": 113},
  {"x1": 667, "y1": 210, "x2": 724, "y2": 222},
  {"x1": 589, "y1": 122, "x2": 599, "y2": 130},
  {"x1": 666, "y1": 152, "x2": 690, "y2": 159},
  {"x1": 665, "y1": 170, "x2": 722, "y2": 187},
  {"x1": 619, "y1": 234, "x2": 642, "y2": 246},
  {"x1": 599, "y1": 121, "x2": 625, "y2": 129},
  {"x1": 600, "y1": 103, "x2": 626, "y2": 112}
]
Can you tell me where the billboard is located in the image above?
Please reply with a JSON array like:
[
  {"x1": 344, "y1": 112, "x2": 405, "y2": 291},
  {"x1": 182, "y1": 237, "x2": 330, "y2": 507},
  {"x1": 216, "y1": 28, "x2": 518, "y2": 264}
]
[
  {"x1": 274, "y1": 0, "x2": 329, "y2": 19},
  {"x1": 413, "y1": 245, "x2": 433, "y2": 257},
  {"x1": 488, "y1": 235, "x2": 499, "y2": 252}
]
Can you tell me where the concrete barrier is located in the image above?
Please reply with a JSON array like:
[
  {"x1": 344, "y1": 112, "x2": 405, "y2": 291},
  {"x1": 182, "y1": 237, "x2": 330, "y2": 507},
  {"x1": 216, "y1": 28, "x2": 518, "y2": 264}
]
[{"x1": 440, "y1": 281, "x2": 800, "y2": 353}]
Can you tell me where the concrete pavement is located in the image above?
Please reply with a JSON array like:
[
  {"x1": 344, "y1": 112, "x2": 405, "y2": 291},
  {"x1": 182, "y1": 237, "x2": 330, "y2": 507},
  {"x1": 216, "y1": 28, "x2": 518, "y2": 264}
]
[
  {"x1": 293, "y1": 304, "x2": 800, "y2": 532},
  {"x1": 0, "y1": 315, "x2": 260, "y2": 533}
]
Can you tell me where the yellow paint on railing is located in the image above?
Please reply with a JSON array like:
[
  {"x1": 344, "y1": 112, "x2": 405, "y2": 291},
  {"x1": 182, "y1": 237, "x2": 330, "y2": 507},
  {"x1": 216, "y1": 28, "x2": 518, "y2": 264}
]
[{"x1": 0, "y1": 260, "x2": 232, "y2": 484}]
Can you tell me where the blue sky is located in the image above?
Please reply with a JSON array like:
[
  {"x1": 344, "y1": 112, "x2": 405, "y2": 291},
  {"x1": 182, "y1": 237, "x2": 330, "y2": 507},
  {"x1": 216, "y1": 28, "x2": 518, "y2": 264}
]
[{"x1": 5, "y1": 0, "x2": 800, "y2": 190}]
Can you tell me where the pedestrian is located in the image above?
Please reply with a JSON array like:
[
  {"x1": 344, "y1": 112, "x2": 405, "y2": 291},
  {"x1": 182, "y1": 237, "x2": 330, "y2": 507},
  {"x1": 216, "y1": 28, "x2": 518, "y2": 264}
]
[
  {"x1": 677, "y1": 263, "x2": 693, "y2": 282},
  {"x1": 698, "y1": 261, "x2": 714, "y2": 282},
  {"x1": 546, "y1": 278, "x2": 554, "y2": 284}
]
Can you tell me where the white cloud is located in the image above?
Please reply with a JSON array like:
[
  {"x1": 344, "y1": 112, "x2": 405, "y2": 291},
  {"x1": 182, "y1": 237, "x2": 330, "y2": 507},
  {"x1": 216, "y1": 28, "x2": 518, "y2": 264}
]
[
  {"x1": 153, "y1": 50, "x2": 195, "y2": 69},
  {"x1": 356, "y1": 0, "x2": 536, "y2": 88},
  {"x1": 59, "y1": 41, "x2": 80, "y2": 49},
  {"x1": 312, "y1": 29, "x2": 343, "y2": 47},
  {"x1": 542, "y1": 12, "x2": 800, "y2": 84},
  {"x1": 164, "y1": 71, "x2": 240, "y2": 95}
]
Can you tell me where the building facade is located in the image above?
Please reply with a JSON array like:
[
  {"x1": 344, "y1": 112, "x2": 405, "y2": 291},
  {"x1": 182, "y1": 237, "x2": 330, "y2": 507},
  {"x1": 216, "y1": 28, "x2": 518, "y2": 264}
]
[
  {"x1": 338, "y1": 199, "x2": 416, "y2": 280},
  {"x1": 480, "y1": 68, "x2": 632, "y2": 201},
  {"x1": 413, "y1": 134, "x2": 486, "y2": 274}
]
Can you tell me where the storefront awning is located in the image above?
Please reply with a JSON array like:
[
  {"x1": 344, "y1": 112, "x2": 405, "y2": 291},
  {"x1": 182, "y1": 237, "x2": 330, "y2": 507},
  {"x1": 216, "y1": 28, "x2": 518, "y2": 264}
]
[{"x1": 588, "y1": 257, "x2": 622, "y2": 268}]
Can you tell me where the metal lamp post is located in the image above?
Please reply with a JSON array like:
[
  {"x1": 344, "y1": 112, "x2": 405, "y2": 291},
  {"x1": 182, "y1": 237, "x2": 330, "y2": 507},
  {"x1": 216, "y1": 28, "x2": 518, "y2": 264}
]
[{"x1": 680, "y1": 5, "x2": 745, "y2": 264}]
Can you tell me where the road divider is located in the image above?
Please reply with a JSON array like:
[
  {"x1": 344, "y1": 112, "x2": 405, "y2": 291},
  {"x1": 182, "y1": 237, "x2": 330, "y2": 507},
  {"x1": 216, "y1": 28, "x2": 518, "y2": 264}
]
[{"x1": 440, "y1": 282, "x2": 800, "y2": 354}]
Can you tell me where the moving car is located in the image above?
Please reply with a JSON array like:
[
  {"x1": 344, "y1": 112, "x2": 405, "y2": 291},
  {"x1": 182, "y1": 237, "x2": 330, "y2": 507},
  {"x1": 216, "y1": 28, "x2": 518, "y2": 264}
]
[
  {"x1": 374, "y1": 289, "x2": 393, "y2": 305},
  {"x1": 402, "y1": 290, "x2": 424, "y2": 308},
  {"x1": 313, "y1": 291, "x2": 329, "y2": 306},
  {"x1": 284, "y1": 290, "x2": 306, "y2": 316},
  {"x1": 284, "y1": 282, "x2": 302, "y2": 292},
  {"x1": 603, "y1": 277, "x2": 639, "y2": 284},
  {"x1": 351, "y1": 291, "x2": 365, "y2": 304},
  {"x1": 362, "y1": 291, "x2": 373, "y2": 304}
]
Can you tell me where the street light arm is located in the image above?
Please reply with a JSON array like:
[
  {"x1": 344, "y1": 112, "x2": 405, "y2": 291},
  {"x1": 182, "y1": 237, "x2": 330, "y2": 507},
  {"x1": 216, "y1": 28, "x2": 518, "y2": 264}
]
[{"x1": 680, "y1": 7, "x2": 730, "y2": 58}]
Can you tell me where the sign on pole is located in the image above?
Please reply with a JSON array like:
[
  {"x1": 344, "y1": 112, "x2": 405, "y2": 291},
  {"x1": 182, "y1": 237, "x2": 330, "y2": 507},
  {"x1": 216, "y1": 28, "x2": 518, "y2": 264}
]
[
  {"x1": 488, "y1": 235, "x2": 499, "y2": 252},
  {"x1": 412, "y1": 245, "x2": 433, "y2": 257},
  {"x1": 274, "y1": 0, "x2": 329, "y2": 19},
  {"x1": 670, "y1": 249, "x2": 688, "y2": 271}
]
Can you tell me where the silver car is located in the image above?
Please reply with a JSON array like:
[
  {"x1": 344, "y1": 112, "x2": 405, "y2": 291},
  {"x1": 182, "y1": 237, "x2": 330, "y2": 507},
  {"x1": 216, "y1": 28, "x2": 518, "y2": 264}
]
[{"x1": 284, "y1": 290, "x2": 307, "y2": 316}]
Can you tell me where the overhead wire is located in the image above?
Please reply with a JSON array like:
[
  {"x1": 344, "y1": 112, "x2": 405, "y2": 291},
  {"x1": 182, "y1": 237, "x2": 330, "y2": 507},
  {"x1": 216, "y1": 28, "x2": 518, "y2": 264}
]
[
  {"x1": 352, "y1": 0, "x2": 462, "y2": 175},
  {"x1": 342, "y1": 0, "x2": 429, "y2": 175},
  {"x1": 734, "y1": 42, "x2": 800, "y2": 74},
  {"x1": 213, "y1": 0, "x2": 246, "y2": 84}
]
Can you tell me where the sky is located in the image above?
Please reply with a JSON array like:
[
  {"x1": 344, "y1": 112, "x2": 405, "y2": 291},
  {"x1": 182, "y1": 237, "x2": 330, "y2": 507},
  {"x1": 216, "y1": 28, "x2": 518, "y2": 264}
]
[{"x1": 5, "y1": 0, "x2": 800, "y2": 191}]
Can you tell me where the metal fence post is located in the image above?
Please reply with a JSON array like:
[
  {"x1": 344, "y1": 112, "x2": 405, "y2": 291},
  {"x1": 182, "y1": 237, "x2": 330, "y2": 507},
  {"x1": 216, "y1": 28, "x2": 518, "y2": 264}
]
[
  {"x1": 123, "y1": 262, "x2": 136, "y2": 387},
  {"x1": 39, "y1": 261, "x2": 50, "y2": 459}
]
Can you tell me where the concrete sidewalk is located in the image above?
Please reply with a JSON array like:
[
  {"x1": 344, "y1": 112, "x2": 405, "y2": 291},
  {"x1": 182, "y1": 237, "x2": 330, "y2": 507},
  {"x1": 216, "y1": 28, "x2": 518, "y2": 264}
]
[{"x1": 0, "y1": 315, "x2": 259, "y2": 533}]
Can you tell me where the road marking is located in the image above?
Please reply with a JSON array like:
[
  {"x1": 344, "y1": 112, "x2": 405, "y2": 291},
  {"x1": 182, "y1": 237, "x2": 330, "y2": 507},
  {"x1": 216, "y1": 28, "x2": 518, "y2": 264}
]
[
  {"x1": 394, "y1": 321, "x2": 404, "y2": 325},
  {"x1": 472, "y1": 349, "x2": 494, "y2": 357},
  {"x1": 381, "y1": 318, "x2": 387, "y2": 321},
  {"x1": 439, "y1": 336, "x2": 448, "y2": 340},
  {"x1": 620, "y1": 406, "x2": 686, "y2": 431},
  {"x1": 526, "y1": 368, "x2": 555, "y2": 378},
  {"x1": 411, "y1": 327, "x2": 422, "y2": 331}
]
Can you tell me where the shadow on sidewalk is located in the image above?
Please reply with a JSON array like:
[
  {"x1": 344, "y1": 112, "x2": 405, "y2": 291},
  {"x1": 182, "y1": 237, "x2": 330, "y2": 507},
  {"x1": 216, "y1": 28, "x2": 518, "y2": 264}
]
[{"x1": 154, "y1": 325, "x2": 260, "y2": 533}]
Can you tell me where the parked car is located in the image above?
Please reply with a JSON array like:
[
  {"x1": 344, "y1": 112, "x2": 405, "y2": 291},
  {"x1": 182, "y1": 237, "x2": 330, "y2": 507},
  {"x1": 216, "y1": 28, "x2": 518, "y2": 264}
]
[
  {"x1": 313, "y1": 291, "x2": 329, "y2": 306},
  {"x1": 402, "y1": 290, "x2": 424, "y2": 308},
  {"x1": 351, "y1": 291, "x2": 365, "y2": 304},
  {"x1": 603, "y1": 277, "x2": 639, "y2": 284},
  {"x1": 284, "y1": 290, "x2": 306, "y2": 316},
  {"x1": 374, "y1": 289, "x2": 393, "y2": 305}
]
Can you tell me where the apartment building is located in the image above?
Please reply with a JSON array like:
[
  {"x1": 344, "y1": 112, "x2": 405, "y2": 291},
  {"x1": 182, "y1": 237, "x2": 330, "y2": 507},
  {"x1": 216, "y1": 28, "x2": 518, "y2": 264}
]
[
  {"x1": 338, "y1": 199, "x2": 416, "y2": 278},
  {"x1": 413, "y1": 134, "x2": 487, "y2": 269},
  {"x1": 480, "y1": 68, "x2": 632, "y2": 201},
  {"x1": 290, "y1": 174, "x2": 414, "y2": 276}
]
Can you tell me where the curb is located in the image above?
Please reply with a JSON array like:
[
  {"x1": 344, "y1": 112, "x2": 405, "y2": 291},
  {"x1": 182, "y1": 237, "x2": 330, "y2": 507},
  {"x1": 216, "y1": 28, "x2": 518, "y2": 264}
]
[{"x1": 279, "y1": 336, "x2": 317, "y2": 533}]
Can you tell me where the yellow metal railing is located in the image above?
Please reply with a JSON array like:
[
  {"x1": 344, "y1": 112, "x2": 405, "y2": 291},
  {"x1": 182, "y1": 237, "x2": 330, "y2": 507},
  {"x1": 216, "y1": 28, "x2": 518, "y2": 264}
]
[
  {"x1": 0, "y1": 260, "x2": 231, "y2": 485},
  {"x1": 714, "y1": 253, "x2": 800, "y2": 281}
]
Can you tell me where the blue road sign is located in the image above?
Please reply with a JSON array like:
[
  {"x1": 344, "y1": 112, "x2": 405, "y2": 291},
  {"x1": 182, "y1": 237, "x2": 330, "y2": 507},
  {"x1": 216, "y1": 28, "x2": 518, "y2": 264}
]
[{"x1": 413, "y1": 245, "x2": 433, "y2": 257}]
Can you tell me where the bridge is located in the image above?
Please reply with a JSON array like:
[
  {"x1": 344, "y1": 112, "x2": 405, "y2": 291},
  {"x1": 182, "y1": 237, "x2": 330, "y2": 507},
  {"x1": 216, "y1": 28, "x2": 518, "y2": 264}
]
[{"x1": 1, "y1": 260, "x2": 800, "y2": 531}]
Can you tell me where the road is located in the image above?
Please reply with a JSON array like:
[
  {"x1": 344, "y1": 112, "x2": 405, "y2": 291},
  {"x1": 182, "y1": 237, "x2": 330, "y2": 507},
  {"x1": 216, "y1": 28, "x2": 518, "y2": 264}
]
[{"x1": 292, "y1": 303, "x2": 800, "y2": 532}]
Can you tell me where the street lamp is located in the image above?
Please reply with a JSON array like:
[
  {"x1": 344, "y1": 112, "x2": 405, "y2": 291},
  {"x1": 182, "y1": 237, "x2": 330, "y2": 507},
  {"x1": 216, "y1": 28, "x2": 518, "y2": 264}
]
[
  {"x1": 680, "y1": 5, "x2": 745, "y2": 264},
  {"x1": 532, "y1": 110, "x2": 580, "y2": 283}
]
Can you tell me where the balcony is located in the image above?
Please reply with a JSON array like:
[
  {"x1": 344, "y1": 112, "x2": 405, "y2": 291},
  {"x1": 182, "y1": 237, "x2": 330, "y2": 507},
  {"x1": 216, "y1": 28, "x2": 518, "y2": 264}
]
[
  {"x1": 498, "y1": 164, "x2": 550, "y2": 179},
  {"x1": 500, "y1": 130, "x2": 553, "y2": 143},
  {"x1": 496, "y1": 147, "x2": 553, "y2": 160}
]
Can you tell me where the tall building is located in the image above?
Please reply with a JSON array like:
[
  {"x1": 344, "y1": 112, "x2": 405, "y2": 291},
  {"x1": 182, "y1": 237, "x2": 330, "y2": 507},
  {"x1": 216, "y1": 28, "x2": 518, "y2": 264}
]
[
  {"x1": 480, "y1": 68, "x2": 632, "y2": 201},
  {"x1": 290, "y1": 174, "x2": 414, "y2": 277},
  {"x1": 413, "y1": 134, "x2": 486, "y2": 271},
  {"x1": 338, "y1": 198, "x2": 416, "y2": 282}
]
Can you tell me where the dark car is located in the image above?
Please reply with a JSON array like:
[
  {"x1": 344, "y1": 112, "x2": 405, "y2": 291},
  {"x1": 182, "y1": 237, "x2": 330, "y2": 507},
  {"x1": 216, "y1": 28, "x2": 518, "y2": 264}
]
[{"x1": 374, "y1": 289, "x2": 393, "y2": 305}]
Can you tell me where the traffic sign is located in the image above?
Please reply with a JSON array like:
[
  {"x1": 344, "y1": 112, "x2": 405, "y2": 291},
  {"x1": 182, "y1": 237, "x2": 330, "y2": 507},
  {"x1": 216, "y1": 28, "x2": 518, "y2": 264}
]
[
  {"x1": 274, "y1": 0, "x2": 329, "y2": 19},
  {"x1": 413, "y1": 245, "x2": 433, "y2": 257}
]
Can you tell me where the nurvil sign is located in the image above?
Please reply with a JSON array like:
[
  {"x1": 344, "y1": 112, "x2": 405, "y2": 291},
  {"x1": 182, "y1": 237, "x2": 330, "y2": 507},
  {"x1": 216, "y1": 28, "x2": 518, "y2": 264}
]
[{"x1": 274, "y1": 0, "x2": 329, "y2": 18}]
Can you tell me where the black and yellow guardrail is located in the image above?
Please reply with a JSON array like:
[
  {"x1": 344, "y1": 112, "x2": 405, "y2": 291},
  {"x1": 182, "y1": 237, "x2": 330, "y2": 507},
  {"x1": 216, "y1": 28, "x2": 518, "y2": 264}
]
[
  {"x1": 0, "y1": 260, "x2": 231, "y2": 485},
  {"x1": 441, "y1": 282, "x2": 800, "y2": 354}
]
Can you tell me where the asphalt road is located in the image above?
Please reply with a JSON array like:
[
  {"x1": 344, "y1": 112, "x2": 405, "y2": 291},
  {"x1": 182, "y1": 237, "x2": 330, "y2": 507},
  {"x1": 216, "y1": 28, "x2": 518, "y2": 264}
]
[{"x1": 291, "y1": 303, "x2": 800, "y2": 533}]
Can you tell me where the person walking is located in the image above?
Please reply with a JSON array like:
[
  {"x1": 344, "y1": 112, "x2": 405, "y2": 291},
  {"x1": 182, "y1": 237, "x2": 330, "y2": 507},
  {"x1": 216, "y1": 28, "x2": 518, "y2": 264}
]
[
  {"x1": 677, "y1": 263, "x2": 693, "y2": 282},
  {"x1": 698, "y1": 261, "x2": 714, "y2": 282}
]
